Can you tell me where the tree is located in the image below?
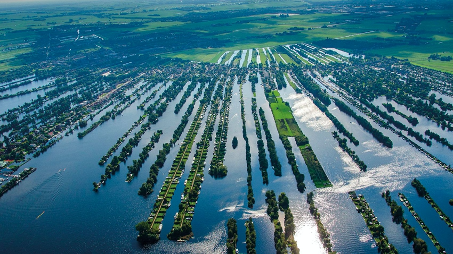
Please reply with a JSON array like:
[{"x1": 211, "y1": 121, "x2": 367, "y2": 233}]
[
  {"x1": 79, "y1": 120, "x2": 87, "y2": 128},
  {"x1": 371, "y1": 224, "x2": 384, "y2": 238},
  {"x1": 297, "y1": 182, "x2": 306, "y2": 193},
  {"x1": 232, "y1": 136, "x2": 238, "y2": 149},
  {"x1": 135, "y1": 221, "x2": 159, "y2": 244},
  {"x1": 404, "y1": 225, "x2": 417, "y2": 243},
  {"x1": 135, "y1": 221, "x2": 149, "y2": 233},
  {"x1": 449, "y1": 199, "x2": 453, "y2": 206},
  {"x1": 209, "y1": 163, "x2": 228, "y2": 178},
  {"x1": 413, "y1": 238, "x2": 428, "y2": 254},
  {"x1": 226, "y1": 218, "x2": 238, "y2": 254},
  {"x1": 138, "y1": 182, "x2": 153, "y2": 196},
  {"x1": 278, "y1": 192, "x2": 289, "y2": 211},
  {"x1": 411, "y1": 178, "x2": 427, "y2": 197}
]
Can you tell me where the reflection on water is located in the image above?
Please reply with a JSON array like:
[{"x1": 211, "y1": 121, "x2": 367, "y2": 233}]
[
  {"x1": 150, "y1": 222, "x2": 227, "y2": 254},
  {"x1": 334, "y1": 141, "x2": 439, "y2": 193},
  {"x1": 289, "y1": 93, "x2": 333, "y2": 132},
  {"x1": 295, "y1": 220, "x2": 326, "y2": 254},
  {"x1": 0, "y1": 74, "x2": 452, "y2": 254},
  {"x1": 280, "y1": 85, "x2": 453, "y2": 254}
]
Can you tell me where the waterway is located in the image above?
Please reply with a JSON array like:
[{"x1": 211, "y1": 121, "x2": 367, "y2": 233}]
[
  {"x1": 0, "y1": 71, "x2": 452, "y2": 254},
  {"x1": 0, "y1": 78, "x2": 54, "y2": 115}
]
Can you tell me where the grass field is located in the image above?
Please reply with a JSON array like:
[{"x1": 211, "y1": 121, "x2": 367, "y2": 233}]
[
  {"x1": 281, "y1": 54, "x2": 296, "y2": 65},
  {"x1": 273, "y1": 52, "x2": 284, "y2": 64},
  {"x1": 0, "y1": 0, "x2": 452, "y2": 73},
  {"x1": 267, "y1": 90, "x2": 332, "y2": 188},
  {"x1": 270, "y1": 97, "x2": 293, "y2": 120},
  {"x1": 220, "y1": 51, "x2": 234, "y2": 65},
  {"x1": 370, "y1": 42, "x2": 453, "y2": 74}
]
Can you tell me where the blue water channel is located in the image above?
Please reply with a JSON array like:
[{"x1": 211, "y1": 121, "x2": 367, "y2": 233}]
[{"x1": 0, "y1": 71, "x2": 452, "y2": 254}]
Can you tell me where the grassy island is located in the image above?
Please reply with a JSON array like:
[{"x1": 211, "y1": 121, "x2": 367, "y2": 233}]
[{"x1": 267, "y1": 90, "x2": 331, "y2": 188}]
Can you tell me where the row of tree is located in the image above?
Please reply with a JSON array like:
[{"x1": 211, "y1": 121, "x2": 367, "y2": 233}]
[
  {"x1": 332, "y1": 131, "x2": 367, "y2": 171},
  {"x1": 425, "y1": 129, "x2": 453, "y2": 150},
  {"x1": 169, "y1": 79, "x2": 226, "y2": 241},
  {"x1": 259, "y1": 107, "x2": 282, "y2": 176},
  {"x1": 312, "y1": 98, "x2": 359, "y2": 146},
  {"x1": 382, "y1": 191, "x2": 428, "y2": 254},
  {"x1": 334, "y1": 98, "x2": 393, "y2": 148},
  {"x1": 98, "y1": 114, "x2": 148, "y2": 165},
  {"x1": 126, "y1": 130, "x2": 163, "y2": 182},
  {"x1": 292, "y1": 68, "x2": 331, "y2": 106},
  {"x1": 245, "y1": 218, "x2": 257, "y2": 254},
  {"x1": 210, "y1": 80, "x2": 233, "y2": 178},
  {"x1": 361, "y1": 99, "x2": 431, "y2": 146},
  {"x1": 137, "y1": 143, "x2": 171, "y2": 196},
  {"x1": 279, "y1": 135, "x2": 306, "y2": 192},
  {"x1": 251, "y1": 98, "x2": 269, "y2": 184},
  {"x1": 138, "y1": 76, "x2": 219, "y2": 244},
  {"x1": 173, "y1": 81, "x2": 197, "y2": 114},
  {"x1": 240, "y1": 83, "x2": 255, "y2": 208},
  {"x1": 382, "y1": 103, "x2": 419, "y2": 126},
  {"x1": 350, "y1": 191, "x2": 397, "y2": 254},
  {"x1": 265, "y1": 190, "x2": 287, "y2": 254},
  {"x1": 170, "y1": 83, "x2": 206, "y2": 145},
  {"x1": 411, "y1": 178, "x2": 427, "y2": 197},
  {"x1": 226, "y1": 218, "x2": 238, "y2": 254},
  {"x1": 0, "y1": 168, "x2": 37, "y2": 197},
  {"x1": 278, "y1": 193, "x2": 299, "y2": 254}
]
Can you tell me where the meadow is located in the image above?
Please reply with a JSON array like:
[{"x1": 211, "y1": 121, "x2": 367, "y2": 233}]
[{"x1": 0, "y1": 0, "x2": 452, "y2": 73}]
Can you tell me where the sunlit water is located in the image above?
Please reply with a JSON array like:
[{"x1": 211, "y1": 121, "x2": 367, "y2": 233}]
[{"x1": 0, "y1": 74, "x2": 452, "y2": 254}]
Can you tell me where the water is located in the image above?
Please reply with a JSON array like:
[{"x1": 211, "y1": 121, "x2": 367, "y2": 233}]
[
  {"x1": 1, "y1": 71, "x2": 453, "y2": 254},
  {"x1": 372, "y1": 96, "x2": 453, "y2": 166},
  {"x1": 256, "y1": 49, "x2": 261, "y2": 64},
  {"x1": 239, "y1": 50, "x2": 247, "y2": 68},
  {"x1": 322, "y1": 48, "x2": 352, "y2": 57},
  {"x1": 247, "y1": 49, "x2": 253, "y2": 67},
  {"x1": 0, "y1": 83, "x2": 49, "y2": 115},
  {"x1": 279, "y1": 84, "x2": 453, "y2": 253},
  {"x1": 0, "y1": 78, "x2": 53, "y2": 96},
  {"x1": 225, "y1": 50, "x2": 239, "y2": 66},
  {"x1": 217, "y1": 51, "x2": 229, "y2": 65}
]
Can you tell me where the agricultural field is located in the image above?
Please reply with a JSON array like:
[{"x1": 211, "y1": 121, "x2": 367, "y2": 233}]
[{"x1": 0, "y1": 0, "x2": 452, "y2": 73}]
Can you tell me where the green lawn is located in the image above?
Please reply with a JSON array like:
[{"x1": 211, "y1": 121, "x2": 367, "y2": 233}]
[
  {"x1": 270, "y1": 98, "x2": 293, "y2": 120},
  {"x1": 259, "y1": 50, "x2": 267, "y2": 66}
]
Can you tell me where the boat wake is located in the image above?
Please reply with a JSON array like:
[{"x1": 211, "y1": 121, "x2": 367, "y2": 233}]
[{"x1": 1, "y1": 170, "x2": 64, "y2": 219}]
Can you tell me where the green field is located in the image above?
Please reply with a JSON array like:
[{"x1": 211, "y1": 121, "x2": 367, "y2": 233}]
[
  {"x1": 270, "y1": 97, "x2": 293, "y2": 120},
  {"x1": 267, "y1": 90, "x2": 332, "y2": 188},
  {"x1": 370, "y1": 44, "x2": 453, "y2": 74},
  {"x1": 281, "y1": 54, "x2": 296, "y2": 65},
  {"x1": 0, "y1": 0, "x2": 452, "y2": 73}
]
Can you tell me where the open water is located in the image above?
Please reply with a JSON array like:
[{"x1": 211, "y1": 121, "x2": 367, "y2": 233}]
[{"x1": 0, "y1": 73, "x2": 452, "y2": 254}]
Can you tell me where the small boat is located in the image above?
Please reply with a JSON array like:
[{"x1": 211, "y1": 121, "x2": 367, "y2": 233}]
[{"x1": 36, "y1": 211, "x2": 45, "y2": 219}]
